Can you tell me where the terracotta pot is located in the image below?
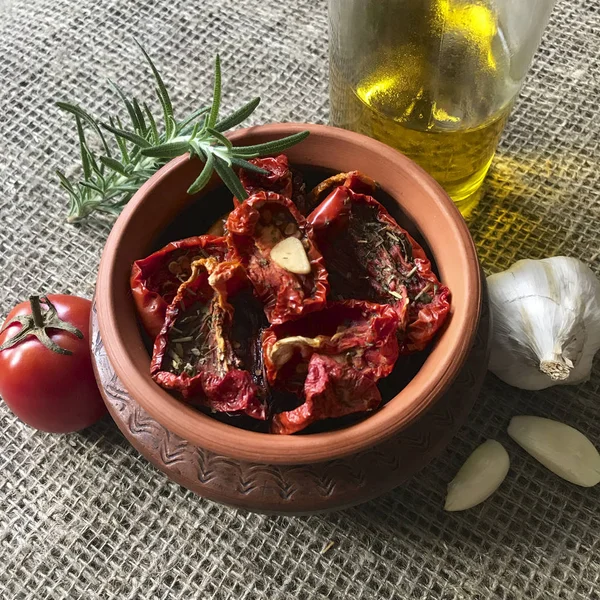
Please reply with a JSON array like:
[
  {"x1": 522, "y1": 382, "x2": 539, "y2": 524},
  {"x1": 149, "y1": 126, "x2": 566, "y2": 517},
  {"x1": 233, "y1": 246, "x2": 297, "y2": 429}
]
[{"x1": 95, "y1": 123, "x2": 481, "y2": 466}]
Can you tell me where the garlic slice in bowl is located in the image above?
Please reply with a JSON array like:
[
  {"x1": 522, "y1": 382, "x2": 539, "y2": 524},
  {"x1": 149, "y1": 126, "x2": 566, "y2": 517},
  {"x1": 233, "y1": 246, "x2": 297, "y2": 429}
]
[
  {"x1": 508, "y1": 416, "x2": 600, "y2": 487},
  {"x1": 445, "y1": 440, "x2": 510, "y2": 512},
  {"x1": 270, "y1": 236, "x2": 312, "y2": 275}
]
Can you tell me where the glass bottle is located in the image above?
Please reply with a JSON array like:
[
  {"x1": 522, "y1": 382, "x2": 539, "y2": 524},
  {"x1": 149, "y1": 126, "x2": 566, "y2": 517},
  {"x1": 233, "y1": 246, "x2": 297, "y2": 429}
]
[{"x1": 329, "y1": 0, "x2": 557, "y2": 214}]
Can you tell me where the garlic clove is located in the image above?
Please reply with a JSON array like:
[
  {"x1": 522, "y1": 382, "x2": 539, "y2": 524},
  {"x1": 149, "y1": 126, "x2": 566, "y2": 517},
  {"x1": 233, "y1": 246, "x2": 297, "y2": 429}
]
[
  {"x1": 268, "y1": 335, "x2": 327, "y2": 368},
  {"x1": 508, "y1": 416, "x2": 600, "y2": 487},
  {"x1": 270, "y1": 236, "x2": 312, "y2": 275},
  {"x1": 444, "y1": 440, "x2": 510, "y2": 512}
]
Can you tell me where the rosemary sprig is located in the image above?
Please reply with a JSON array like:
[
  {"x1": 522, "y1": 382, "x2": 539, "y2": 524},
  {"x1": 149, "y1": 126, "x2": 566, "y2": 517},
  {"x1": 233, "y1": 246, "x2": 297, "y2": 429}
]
[{"x1": 57, "y1": 42, "x2": 309, "y2": 223}]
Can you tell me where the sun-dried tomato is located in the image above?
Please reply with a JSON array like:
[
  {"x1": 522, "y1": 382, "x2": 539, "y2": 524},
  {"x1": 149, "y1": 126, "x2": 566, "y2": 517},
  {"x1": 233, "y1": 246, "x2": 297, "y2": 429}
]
[
  {"x1": 308, "y1": 185, "x2": 450, "y2": 353},
  {"x1": 307, "y1": 170, "x2": 376, "y2": 213},
  {"x1": 238, "y1": 154, "x2": 308, "y2": 213},
  {"x1": 272, "y1": 354, "x2": 382, "y2": 435},
  {"x1": 150, "y1": 257, "x2": 268, "y2": 420},
  {"x1": 226, "y1": 192, "x2": 329, "y2": 325},
  {"x1": 263, "y1": 300, "x2": 399, "y2": 434},
  {"x1": 130, "y1": 236, "x2": 227, "y2": 339}
]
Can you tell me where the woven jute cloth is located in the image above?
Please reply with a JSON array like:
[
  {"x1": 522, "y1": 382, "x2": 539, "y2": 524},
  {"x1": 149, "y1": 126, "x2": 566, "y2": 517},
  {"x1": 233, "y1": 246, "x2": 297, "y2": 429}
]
[{"x1": 1, "y1": 0, "x2": 599, "y2": 598}]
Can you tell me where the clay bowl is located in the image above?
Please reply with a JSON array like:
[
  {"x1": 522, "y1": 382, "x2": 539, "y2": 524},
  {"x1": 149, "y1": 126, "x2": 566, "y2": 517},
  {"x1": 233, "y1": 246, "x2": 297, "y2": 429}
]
[{"x1": 95, "y1": 123, "x2": 481, "y2": 466}]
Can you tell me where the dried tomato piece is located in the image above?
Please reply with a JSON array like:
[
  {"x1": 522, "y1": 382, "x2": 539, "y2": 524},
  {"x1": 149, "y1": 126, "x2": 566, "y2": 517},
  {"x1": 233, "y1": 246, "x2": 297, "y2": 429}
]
[
  {"x1": 271, "y1": 354, "x2": 381, "y2": 435},
  {"x1": 238, "y1": 154, "x2": 308, "y2": 213},
  {"x1": 226, "y1": 192, "x2": 329, "y2": 325},
  {"x1": 308, "y1": 187, "x2": 450, "y2": 353},
  {"x1": 239, "y1": 155, "x2": 293, "y2": 199},
  {"x1": 263, "y1": 299, "x2": 399, "y2": 389},
  {"x1": 306, "y1": 170, "x2": 377, "y2": 214},
  {"x1": 130, "y1": 235, "x2": 227, "y2": 339},
  {"x1": 263, "y1": 300, "x2": 399, "y2": 434},
  {"x1": 150, "y1": 257, "x2": 268, "y2": 420}
]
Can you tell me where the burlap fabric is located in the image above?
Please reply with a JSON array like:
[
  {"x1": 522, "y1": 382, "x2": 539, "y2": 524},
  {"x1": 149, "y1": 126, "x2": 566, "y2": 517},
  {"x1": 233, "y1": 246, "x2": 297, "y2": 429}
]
[{"x1": 1, "y1": 0, "x2": 599, "y2": 598}]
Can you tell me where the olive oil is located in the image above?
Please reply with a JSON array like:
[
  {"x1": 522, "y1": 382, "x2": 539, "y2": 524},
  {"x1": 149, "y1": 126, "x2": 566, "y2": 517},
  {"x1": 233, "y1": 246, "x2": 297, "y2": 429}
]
[{"x1": 330, "y1": 0, "x2": 516, "y2": 214}]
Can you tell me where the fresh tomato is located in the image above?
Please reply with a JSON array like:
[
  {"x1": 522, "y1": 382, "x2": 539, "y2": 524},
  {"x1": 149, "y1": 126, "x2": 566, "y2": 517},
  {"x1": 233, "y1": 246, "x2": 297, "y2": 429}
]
[{"x1": 0, "y1": 294, "x2": 106, "y2": 433}]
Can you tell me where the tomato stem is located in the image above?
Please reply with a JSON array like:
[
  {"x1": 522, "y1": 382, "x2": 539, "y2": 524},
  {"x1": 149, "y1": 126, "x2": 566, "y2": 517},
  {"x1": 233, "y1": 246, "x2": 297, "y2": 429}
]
[
  {"x1": 0, "y1": 295, "x2": 84, "y2": 355},
  {"x1": 30, "y1": 296, "x2": 45, "y2": 329}
]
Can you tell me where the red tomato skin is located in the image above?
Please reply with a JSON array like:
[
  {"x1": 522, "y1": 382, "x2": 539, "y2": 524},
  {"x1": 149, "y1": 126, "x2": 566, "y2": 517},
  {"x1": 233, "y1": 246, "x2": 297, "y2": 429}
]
[{"x1": 0, "y1": 295, "x2": 107, "y2": 433}]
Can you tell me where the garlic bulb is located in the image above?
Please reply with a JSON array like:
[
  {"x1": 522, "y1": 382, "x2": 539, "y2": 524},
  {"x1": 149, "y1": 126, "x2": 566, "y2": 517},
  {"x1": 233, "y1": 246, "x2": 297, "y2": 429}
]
[{"x1": 487, "y1": 257, "x2": 600, "y2": 390}]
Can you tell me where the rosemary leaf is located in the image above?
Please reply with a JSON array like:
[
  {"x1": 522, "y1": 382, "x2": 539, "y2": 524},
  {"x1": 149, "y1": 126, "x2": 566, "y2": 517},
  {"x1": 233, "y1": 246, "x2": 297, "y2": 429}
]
[
  {"x1": 111, "y1": 184, "x2": 144, "y2": 194},
  {"x1": 188, "y1": 153, "x2": 215, "y2": 195},
  {"x1": 143, "y1": 102, "x2": 160, "y2": 144},
  {"x1": 231, "y1": 131, "x2": 310, "y2": 158},
  {"x1": 213, "y1": 156, "x2": 248, "y2": 202},
  {"x1": 229, "y1": 157, "x2": 270, "y2": 175},
  {"x1": 79, "y1": 180, "x2": 104, "y2": 194},
  {"x1": 96, "y1": 204, "x2": 125, "y2": 216},
  {"x1": 75, "y1": 116, "x2": 92, "y2": 180},
  {"x1": 57, "y1": 102, "x2": 111, "y2": 156},
  {"x1": 207, "y1": 54, "x2": 222, "y2": 128},
  {"x1": 110, "y1": 116, "x2": 130, "y2": 163},
  {"x1": 165, "y1": 114, "x2": 178, "y2": 140},
  {"x1": 178, "y1": 106, "x2": 211, "y2": 133},
  {"x1": 56, "y1": 170, "x2": 81, "y2": 213},
  {"x1": 132, "y1": 97, "x2": 147, "y2": 136},
  {"x1": 100, "y1": 156, "x2": 129, "y2": 177},
  {"x1": 140, "y1": 140, "x2": 192, "y2": 159},
  {"x1": 56, "y1": 170, "x2": 77, "y2": 196},
  {"x1": 134, "y1": 38, "x2": 173, "y2": 121},
  {"x1": 87, "y1": 150, "x2": 103, "y2": 178},
  {"x1": 215, "y1": 97, "x2": 260, "y2": 132},
  {"x1": 206, "y1": 127, "x2": 233, "y2": 151},
  {"x1": 101, "y1": 122, "x2": 152, "y2": 148},
  {"x1": 109, "y1": 79, "x2": 141, "y2": 132}
]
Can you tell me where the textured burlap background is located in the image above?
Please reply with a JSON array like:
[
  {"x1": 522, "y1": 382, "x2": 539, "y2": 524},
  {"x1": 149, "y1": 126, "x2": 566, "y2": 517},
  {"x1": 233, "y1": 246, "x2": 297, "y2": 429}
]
[{"x1": 1, "y1": 0, "x2": 599, "y2": 598}]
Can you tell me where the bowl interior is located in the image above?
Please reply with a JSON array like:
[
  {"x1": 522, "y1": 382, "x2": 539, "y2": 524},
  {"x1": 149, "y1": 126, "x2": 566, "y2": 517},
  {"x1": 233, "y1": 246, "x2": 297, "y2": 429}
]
[
  {"x1": 96, "y1": 123, "x2": 480, "y2": 464},
  {"x1": 149, "y1": 164, "x2": 435, "y2": 433}
]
